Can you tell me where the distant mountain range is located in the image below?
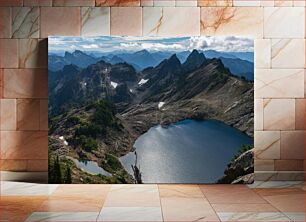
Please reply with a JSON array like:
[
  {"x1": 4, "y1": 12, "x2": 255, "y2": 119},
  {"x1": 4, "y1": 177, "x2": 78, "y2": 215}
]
[{"x1": 48, "y1": 49, "x2": 254, "y2": 80}]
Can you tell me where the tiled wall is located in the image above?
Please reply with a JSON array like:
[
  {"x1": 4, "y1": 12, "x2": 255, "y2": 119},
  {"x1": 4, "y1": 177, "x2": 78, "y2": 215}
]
[{"x1": 0, "y1": 0, "x2": 305, "y2": 181}]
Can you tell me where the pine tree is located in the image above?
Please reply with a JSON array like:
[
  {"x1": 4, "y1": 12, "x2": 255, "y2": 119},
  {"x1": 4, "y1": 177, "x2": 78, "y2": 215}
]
[{"x1": 64, "y1": 165, "x2": 72, "y2": 184}]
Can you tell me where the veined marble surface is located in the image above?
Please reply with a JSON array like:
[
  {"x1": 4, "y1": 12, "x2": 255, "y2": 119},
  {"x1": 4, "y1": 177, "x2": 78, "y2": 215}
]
[
  {"x1": 26, "y1": 212, "x2": 99, "y2": 222},
  {"x1": 12, "y1": 7, "x2": 39, "y2": 38},
  {"x1": 217, "y1": 212, "x2": 291, "y2": 221},
  {"x1": 1, "y1": 181, "x2": 58, "y2": 196},
  {"x1": 81, "y1": 7, "x2": 110, "y2": 36}
]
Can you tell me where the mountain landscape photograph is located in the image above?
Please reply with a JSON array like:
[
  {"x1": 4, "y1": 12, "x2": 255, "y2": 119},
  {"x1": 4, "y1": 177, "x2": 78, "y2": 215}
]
[{"x1": 48, "y1": 36, "x2": 254, "y2": 184}]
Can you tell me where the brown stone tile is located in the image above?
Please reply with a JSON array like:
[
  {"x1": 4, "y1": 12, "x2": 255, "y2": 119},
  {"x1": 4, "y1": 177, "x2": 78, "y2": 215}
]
[
  {"x1": 40, "y1": 7, "x2": 80, "y2": 38},
  {"x1": 104, "y1": 184, "x2": 160, "y2": 207},
  {"x1": 254, "y1": 131, "x2": 280, "y2": 160},
  {"x1": 254, "y1": 159, "x2": 274, "y2": 171},
  {"x1": 96, "y1": 0, "x2": 140, "y2": 6},
  {"x1": 263, "y1": 99, "x2": 295, "y2": 130},
  {"x1": 12, "y1": 7, "x2": 40, "y2": 38},
  {"x1": 0, "y1": 39, "x2": 18, "y2": 68},
  {"x1": 0, "y1": 0, "x2": 22, "y2": 6},
  {"x1": 295, "y1": 99, "x2": 305, "y2": 130},
  {"x1": 17, "y1": 99, "x2": 40, "y2": 130},
  {"x1": 161, "y1": 197, "x2": 219, "y2": 221},
  {"x1": 0, "y1": 7, "x2": 11, "y2": 38},
  {"x1": 159, "y1": 184, "x2": 204, "y2": 198},
  {"x1": 52, "y1": 184, "x2": 111, "y2": 198},
  {"x1": 211, "y1": 203, "x2": 278, "y2": 212},
  {"x1": 200, "y1": 185, "x2": 266, "y2": 204},
  {"x1": 198, "y1": 0, "x2": 232, "y2": 6},
  {"x1": 255, "y1": 188, "x2": 305, "y2": 212},
  {"x1": 110, "y1": 7, "x2": 142, "y2": 36},
  {"x1": 0, "y1": 159, "x2": 27, "y2": 171},
  {"x1": 0, "y1": 131, "x2": 48, "y2": 159},
  {"x1": 0, "y1": 99, "x2": 16, "y2": 131},
  {"x1": 53, "y1": 0, "x2": 95, "y2": 6},
  {"x1": 19, "y1": 39, "x2": 48, "y2": 68},
  {"x1": 40, "y1": 99, "x2": 48, "y2": 130},
  {"x1": 27, "y1": 159, "x2": 48, "y2": 171},
  {"x1": 24, "y1": 0, "x2": 52, "y2": 6},
  {"x1": 0, "y1": 69, "x2": 3, "y2": 98},
  {"x1": 280, "y1": 131, "x2": 304, "y2": 160},
  {"x1": 275, "y1": 160, "x2": 304, "y2": 171},
  {"x1": 0, "y1": 196, "x2": 47, "y2": 221},
  {"x1": 3, "y1": 69, "x2": 48, "y2": 99}
]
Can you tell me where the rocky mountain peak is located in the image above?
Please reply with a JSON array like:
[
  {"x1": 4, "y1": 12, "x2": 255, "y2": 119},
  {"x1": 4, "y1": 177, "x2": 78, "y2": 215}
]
[{"x1": 182, "y1": 49, "x2": 206, "y2": 72}]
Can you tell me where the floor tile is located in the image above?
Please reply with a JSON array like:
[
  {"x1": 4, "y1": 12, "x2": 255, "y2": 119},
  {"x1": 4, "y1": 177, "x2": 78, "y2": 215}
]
[
  {"x1": 217, "y1": 212, "x2": 291, "y2": 221},
  {"x1": 200, "y1": 185, "x2": 266, "y2": 204},
  {"x1": 161, "y1": 197, "x2": 219, "y2": 221},
  {"x1": 0, "y1": 196, "x2": 47, "y2": 221},
  {"x1": 25, "y1": 212, "x2": 99, "y2": 221},
  {"x1": 158, "y1": 184, "x2": 204, "y2": 198},
  {"x1": 248, "y1": 181, "x2": 304, "y2": 189},
  {"x1": 52, "y1": 184, "x2": 111, "y2": 198},
  {"x1": 103, "y1": 184, "x2": 160, "y2": 207},
  {"x1": 254, "y1": 188, "x2": 305, "y2": 212},
  {"x1": 98, "y1": 207, "x2": 162, "y2": 221},
  {"x1": 1, "y1": 181, "x2": 58, "y2": 196},
  {"x1": 37, "y1": 196, "x2": 105, "y2": 212},
  {"x1": 212, "y1": 203, "x2": 278, "y2": 212},
  {"x1": 283, "y1": 212, "x2": 305, "y2": 221}
]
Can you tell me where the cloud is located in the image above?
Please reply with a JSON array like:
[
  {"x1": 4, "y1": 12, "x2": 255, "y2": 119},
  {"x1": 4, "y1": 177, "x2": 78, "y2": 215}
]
[{"x1": 48, "y1": 36, "x2": 253, "y2": 54}]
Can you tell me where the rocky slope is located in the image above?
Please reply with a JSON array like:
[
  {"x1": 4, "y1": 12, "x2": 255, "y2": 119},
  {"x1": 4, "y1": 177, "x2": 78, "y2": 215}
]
[{"x1": 48, "y1": 49, "x2": 254, "y2": 183}]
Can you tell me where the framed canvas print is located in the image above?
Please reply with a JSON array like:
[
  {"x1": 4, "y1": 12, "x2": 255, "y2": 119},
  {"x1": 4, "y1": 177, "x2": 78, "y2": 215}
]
[{"x1": 48, "y1": 36, "x2": 254, "y2": 184}]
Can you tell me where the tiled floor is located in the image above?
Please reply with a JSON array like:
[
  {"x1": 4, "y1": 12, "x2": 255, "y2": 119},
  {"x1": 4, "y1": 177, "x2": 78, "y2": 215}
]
[{"x1": 0, "y1": 181, "x2": 305, "y2": 222}]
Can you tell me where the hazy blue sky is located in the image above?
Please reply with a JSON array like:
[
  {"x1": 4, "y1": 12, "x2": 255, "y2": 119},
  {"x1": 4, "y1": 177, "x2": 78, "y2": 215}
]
[{"x1": 48, "y1": 36, "x2": 253, "y2": 54}]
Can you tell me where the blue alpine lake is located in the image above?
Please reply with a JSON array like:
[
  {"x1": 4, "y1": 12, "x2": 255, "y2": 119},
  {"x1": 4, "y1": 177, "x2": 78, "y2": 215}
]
[
  {"x1": 70, "y1": 157, "x2": 112, "y2": 177},
  {"x1": 120, "y1": 119, "x2": 252, "y2": 183}
]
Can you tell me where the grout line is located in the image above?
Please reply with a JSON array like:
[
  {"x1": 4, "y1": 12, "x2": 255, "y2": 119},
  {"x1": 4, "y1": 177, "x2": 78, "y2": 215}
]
[{"x1": 157, "y1": 184, "x2": 165, "y2": 222}]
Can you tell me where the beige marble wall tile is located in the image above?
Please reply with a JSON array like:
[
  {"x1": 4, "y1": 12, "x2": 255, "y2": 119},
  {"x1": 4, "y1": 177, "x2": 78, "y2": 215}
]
[
  {"x1": 200, "y1": 7, "x2": 263, "y2": 38},
  {"x1": 264, "y1": 7, "x2": 305, "y2": 38},
  {"x1": 293, "y1": 0, "x2": 305, "y2": 6},
  {"x1": 0, "y1": 39, "x2": 18, "y2": 68},
  {"x1": 0, "y1": 0, "x2": 22, "y2": 6},
  {"x1": 233, "y1": 0, "x2": 260, "y2": 6},
  {"x1": 24, "y1": 0, "x2": 52, "y2": 6},
  {"x1": 176, "y1": 0, "x2": 197, "y2": 6},
  {"x1": 96, "y1": 0, "x2": 140, "y2": 6},
  {"x1": 254, "y1": 160, "x2": 274, "y2": 171},
  {"x1": 254, "y1": 131, "x2": 280, "y2": 159},
  {"x1": 0, "y1": 131, "x2": 48, "y2": 159},
  {"x1": 154, "y1": 0, "x2": 176, "y2": 6},
  {"x1": 254, "y1": 39, "x2": 271, "y2": 69},
  {"x1": 19, "y1": 39, "x2": 47, "y2": 68},
  {"x1": 0, "y1": 160, "x2": 27, "y2": 171},
  {"x1": 3, "y1": 69, "x2": 48, "y2": 99},
  {"x1": 141, "y1": 0, "x2": 154, "y2": 6},
  {"x1": 280, "y1": 131, "x2": 304, "y2": 160},
  {"x1": 255, "y1": 69, "x2": 304, "y2": 98},
  {"x1": 295, "y1": 99, "x2": 305, "y2": 130},
  {"x1": 27, "y1": 159, "x2": 48, "y2": 171},
  {"x1": 260, "y1": 0, "x2": 274, "y2": 6},
  {"x1": 40, "y1": 7, "x2": 80, "y2": 38},
  {"x1": 263, "y1": 99, "x2": 295, "y2": 130},
  {"x1": 81, "y1": 7, "x2": 110, "y2": 36},
  {"x1": 39, "y1": 99, "x2": 48, "y2": 130},
  {"x1": 274, "y1": 0, "x2": 293, "y2": 6},
  {"x1": 53, "y1": 0, "x2": 95, "y2": 6},
  {"x1": 275, "y1": 160, "x2": 304, "y2": 171},
  {"x1": 17, "y1": 99, "x2": 40, "y2": 130},
  {"x1": 12, "y1": 7, "x2": 39, "y2": 38},
  {"x1": 0, "y1": 99, "x2": 16, "y2": 131},
  {"x1": 0, "y1": 7, "x2": 11, "y2": 38},
  {"x1": 304, "y1": 70, "x2": 306, "y2": 98},
  {"x1": 111, "y1": 7, "x2": 142, "y2": 36},
  {"x1": 271, "y1": 39, "x2": 305, "y2": 68},
  {"x1": 0, "y1": 69, "x2": 3, "y2": 98},
  {"x1": 143, "y1": 7, "x2": 200, "y2": 36},
  {"x1": 198, "y1": 0, "x2": 232, "y2": 6},
  {"x1": 255, "y1": 99, "x2": 263, "y2": 130}
]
